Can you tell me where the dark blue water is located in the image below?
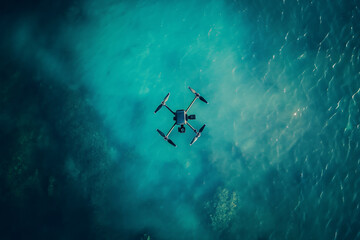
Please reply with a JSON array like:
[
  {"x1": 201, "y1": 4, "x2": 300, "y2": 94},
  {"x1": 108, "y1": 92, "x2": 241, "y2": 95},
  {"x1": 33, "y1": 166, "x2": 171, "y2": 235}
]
[{"x1": 1, "y1": 0, "x2": 360, "y2": 239}]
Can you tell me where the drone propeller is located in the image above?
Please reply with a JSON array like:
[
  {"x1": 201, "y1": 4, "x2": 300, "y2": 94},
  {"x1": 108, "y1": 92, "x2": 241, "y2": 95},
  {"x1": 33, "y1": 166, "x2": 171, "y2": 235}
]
[
  {"x1": 163, "y1": 93, "x2": 170, "y2": 103},
  {"x1": 167, "y1": 139, "x2": 176, "y2": 147},
  {"x1": 199, "y1": 124, "x2": 206, "y2": 133},
  {"x1": 157, "y1": 129, "x2": 166, "y2": 138},
  {"x1": 188, "y1": 87, "x2": 208, "y2": 104},
  {"x1": 157, "y1": 129, "x2": 177, "y2": 147},
  {"x1": 189, "y1": 86, "x2": 196, "y2": 94},
  {"x1": 190, "y1": 124, "x2": 206, "y2": 145},
  {"x1": 154, "y1": 93, "x2": 170, "y2": 113},
  {"x1": 190, "y1": 134, "x2": 199, "y2": 145},
  {"x1": 199, "y1": 96, "x2": 208, "y2": 104},
  {"x1": 154, "y1": 104, "x2": 163, "y2": 113}
]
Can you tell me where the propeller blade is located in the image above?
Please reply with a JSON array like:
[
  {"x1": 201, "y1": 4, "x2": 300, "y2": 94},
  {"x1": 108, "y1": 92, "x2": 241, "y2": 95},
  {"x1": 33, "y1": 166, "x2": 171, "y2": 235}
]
[
  {"x1": 190, "y1": 136, "x2": 198, "y2": 145},
  {"x1": 189, "y1": 86, "x2": 196, "y2": 94},
  {"x1": 190, "y1": 125, "x2": 205, "y2": 145},
  {"x1": 167, "y1": 139, "x2": 177, "y2": 147},
  {"x1": 155, "y1": 104, "x2": 163, "y2": 113},
  {"x1": 199, "y1": 96, "x2": 208, "y2": 104},
  {"x1": 157, "y1": 129, "x2": 166, "y2": 138},
  {"x1": 164, "y1": 93, "x2": 170, "y2": 103},
  {"x1": 199, "y1": 124, "x2": 206, "y2": 133}
]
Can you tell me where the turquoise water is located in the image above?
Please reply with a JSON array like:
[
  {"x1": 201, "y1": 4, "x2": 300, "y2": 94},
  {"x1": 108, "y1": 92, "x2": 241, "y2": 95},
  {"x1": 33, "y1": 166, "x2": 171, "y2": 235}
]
[{"x1": 2, "y1": 0, "x2": 360, "y2": 239}]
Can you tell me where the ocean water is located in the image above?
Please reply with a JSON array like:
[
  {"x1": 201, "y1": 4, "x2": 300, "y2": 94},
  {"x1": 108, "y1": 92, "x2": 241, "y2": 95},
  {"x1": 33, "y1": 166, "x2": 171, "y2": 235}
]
[{"x1": 1, "y1": 0, "x2": 360, "y2": 239}]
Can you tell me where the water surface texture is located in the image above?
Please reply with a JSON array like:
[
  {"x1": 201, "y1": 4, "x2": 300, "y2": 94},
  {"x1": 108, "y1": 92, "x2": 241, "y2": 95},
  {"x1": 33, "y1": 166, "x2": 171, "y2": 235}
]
[{"x1": 1, "y1": 0, "x2": 360, "y2": 239}]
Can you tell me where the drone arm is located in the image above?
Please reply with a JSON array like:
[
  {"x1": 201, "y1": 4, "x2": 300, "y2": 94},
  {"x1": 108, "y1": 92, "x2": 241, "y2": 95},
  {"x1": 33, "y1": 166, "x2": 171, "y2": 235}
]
[
  {"x1": 185, "y1": 96, "x2": 198, "y2": 113},
  {"x1": 166, "y1": 122, "x2": 177, "y2": 137},
  {"x1": 186, "y1": 122, "x2": 197, "y2": 133},
  {"x1": 165, "y1": 105, "x2": 176, "y2": 115}
]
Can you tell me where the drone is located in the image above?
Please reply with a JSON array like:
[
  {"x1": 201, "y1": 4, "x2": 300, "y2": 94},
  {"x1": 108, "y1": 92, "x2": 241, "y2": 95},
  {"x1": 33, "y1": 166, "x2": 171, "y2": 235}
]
[{"x1": 154, "y1": 86, "x2": 208, "y2": 147}]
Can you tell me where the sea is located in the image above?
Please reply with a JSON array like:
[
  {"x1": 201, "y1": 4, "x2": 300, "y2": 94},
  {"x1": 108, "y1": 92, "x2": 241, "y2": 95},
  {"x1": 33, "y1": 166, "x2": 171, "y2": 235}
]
[{"x1": 0, "y1": 0, "x2": 359, "y2": 239}]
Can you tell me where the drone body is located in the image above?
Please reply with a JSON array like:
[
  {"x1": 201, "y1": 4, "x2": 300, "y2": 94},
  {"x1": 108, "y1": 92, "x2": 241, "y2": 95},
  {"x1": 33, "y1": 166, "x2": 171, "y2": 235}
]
[
  {"x1": 175, "y1": 110, "x2": 186, "y2": 125},
  {"x1": 154, "y1": 87, "x2": 208, "y2": 147}
]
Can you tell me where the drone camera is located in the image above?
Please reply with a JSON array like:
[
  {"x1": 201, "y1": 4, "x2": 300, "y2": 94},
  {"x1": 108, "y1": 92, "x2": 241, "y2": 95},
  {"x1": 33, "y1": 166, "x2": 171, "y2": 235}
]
[
  {"x1": 188, "y1": 114, "x2": 196, "y2": 120},
  {"x1": 178, "y1": 125, "x2": 186, "y2": 133}
]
